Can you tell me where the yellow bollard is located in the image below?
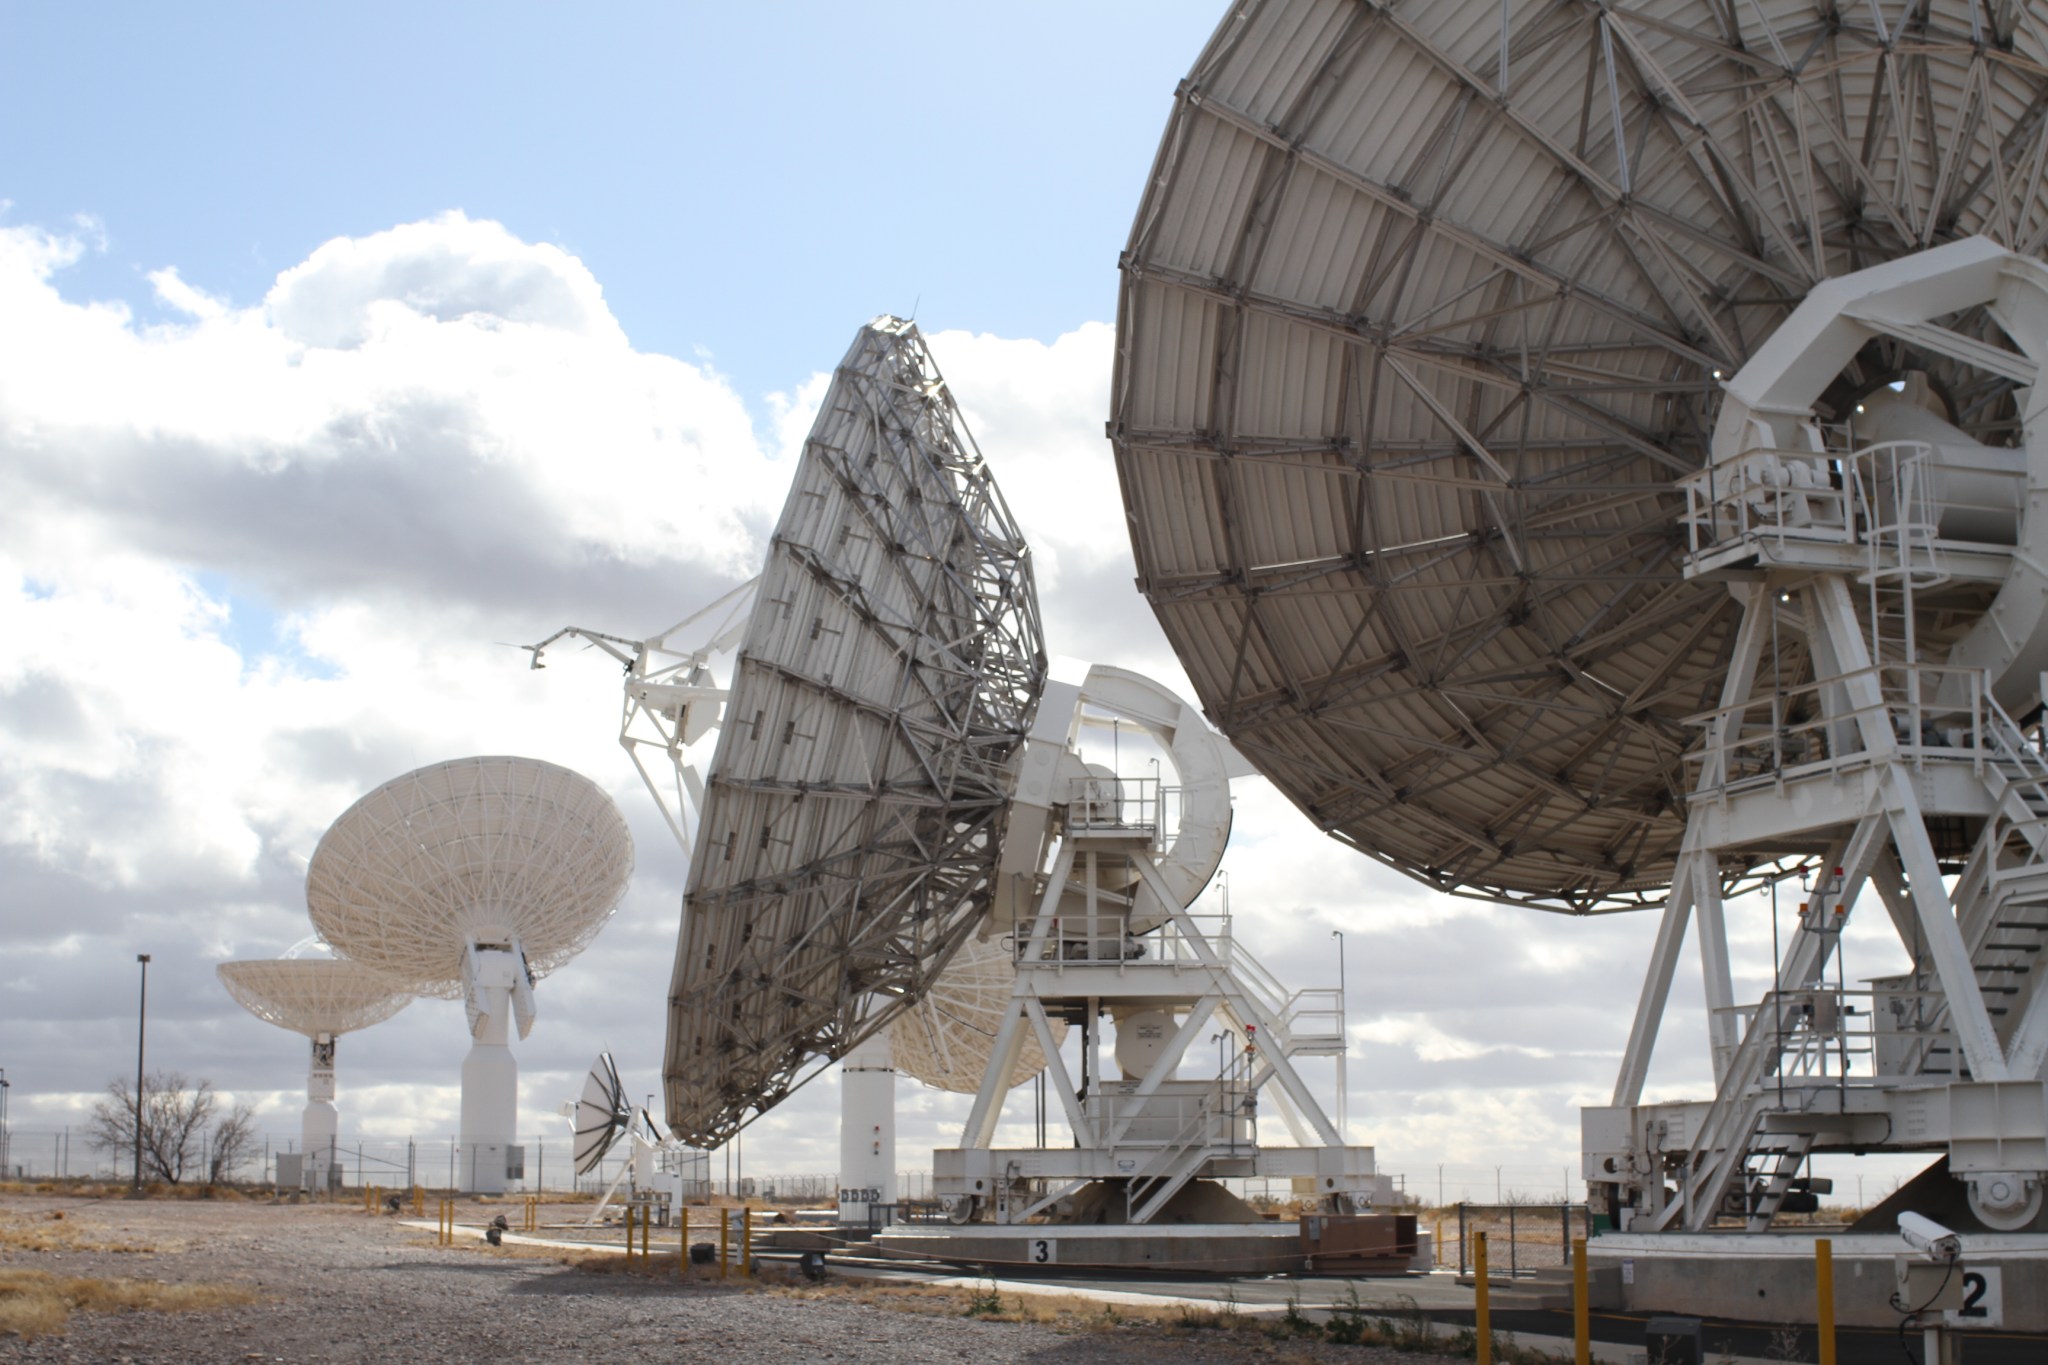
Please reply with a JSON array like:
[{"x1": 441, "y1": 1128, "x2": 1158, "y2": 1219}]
[
  {"x1": 1816, "y1": 1238, "x2": 1837, "y2": 1365},
  {"x1": 1572, "y1": 1236, "x2": 1590, "y2": 1365},
  {"x1": 413, "y1": 1185, "x2": 424, "y2": 1218},
  {"x1": 1474, "y1": 1231, "x2": 1492, "y2": 1365},
  {"x1": 719, "y1": 1207, "x2": 730, "y2": 1279},
  {"x1": 1434, "y1": 1214, "x2": 1443, "y2": 1269},
  {"x1": 678, "y1": 1205, "x2": 688, "y2": 1277},
  {"x1": 741, "y1": 1206, "x2": 752, "y2": 1276}
]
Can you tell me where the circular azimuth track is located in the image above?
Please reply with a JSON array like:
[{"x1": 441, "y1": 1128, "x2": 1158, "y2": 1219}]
[
  {"x1": 1112, "y1": 0, "x2": 2048, "y2": 912},
  {"x1": 666, "y1": 317, "x2": 1046, "y2": 1147}
]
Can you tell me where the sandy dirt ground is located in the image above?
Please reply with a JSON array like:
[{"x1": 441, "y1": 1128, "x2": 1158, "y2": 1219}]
[{"x1": 0, "y1": 1192, "x2": 1473, "y2": 1364}]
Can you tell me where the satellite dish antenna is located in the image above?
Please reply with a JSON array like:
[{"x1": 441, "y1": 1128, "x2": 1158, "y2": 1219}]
[
  {"x1": 1113, "y1": 0, "x2": 2048, "y2": 1233},
  {"x1": 665, "y1": 316, "x2": 1046, "y2": 1147},
  {"x1": 306, "y1": 755, "x2": 633, "y2": 1192},
  {"x1": 216, "y1": 957, "x2": 410, "y2": 1190},
  {"x1": 573, "y1": 1050, "x2": 632, "y2": 1176},
  {"x1": 639, "y1": 316, "x2": 1381, "y2": 1243}
]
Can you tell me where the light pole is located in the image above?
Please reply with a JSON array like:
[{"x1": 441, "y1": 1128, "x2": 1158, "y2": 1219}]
[
  {"x1": 1329, "y1": 929, "x2": 1348, "y2": 1139},
  {"x1": 133, "y1": 954, "x2": 150, "y2": 1191}
]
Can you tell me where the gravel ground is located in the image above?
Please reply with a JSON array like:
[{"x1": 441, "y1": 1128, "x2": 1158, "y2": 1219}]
[{"x1": 0, "y1": 1194, "x2": 1469, "y2": 1365}]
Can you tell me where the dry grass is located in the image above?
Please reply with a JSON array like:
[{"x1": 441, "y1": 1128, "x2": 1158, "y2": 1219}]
[
  {"x1": 0, "y1": 1268, "x2": 259, "y2": 1340},
  {"x1": 0, "y1": 1180, "x2": 252, "y2": 1202},
  {"x1": 0, "y1": 1209, "x2": 162, "y2": 1255}
]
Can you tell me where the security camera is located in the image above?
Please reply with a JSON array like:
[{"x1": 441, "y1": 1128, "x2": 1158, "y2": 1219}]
[{"x1": 1898, "y1": 1211, "x2": 1961, "y2": 1261}]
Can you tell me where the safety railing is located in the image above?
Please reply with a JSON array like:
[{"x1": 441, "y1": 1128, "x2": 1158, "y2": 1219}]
[
  {"x1": 1061, "y1": 775, "x2": 1180, "y2": 843},
  {"x1": 1683, "y1": 662, "x2": 1991, "y2": 797},
  {"x1": 1713, "y1": 982, "x2": 1964, "y2": 1094},
  {"x1": 1010, "y1": 905, "x2": 1234, "y2": 967},
  {"x1": 1680, "y1": 448, "x2": 1855, "y2": 559},
  {"x1": 1680, "y1": 440, "x2": 2021, "y2": 570}
]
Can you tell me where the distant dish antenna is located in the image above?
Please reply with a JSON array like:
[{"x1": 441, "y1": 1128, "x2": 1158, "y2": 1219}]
[
  {"x1": 217, "y1": 958, "x2": 410, "y2": 1189},
  {"x1": 665, "y1": 316, "x2": 1046, "y2": 1146},
  {"x1": 573, "y1": 1051, "x2": 632, "y2": 1176},
  {"x1": 306, "y1": 755, "x2": 633, "y2": 1192}
]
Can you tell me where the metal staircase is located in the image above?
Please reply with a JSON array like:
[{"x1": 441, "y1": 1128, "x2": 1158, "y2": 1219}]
[{"x1": 1122, "y1": 1042, "x2": 1254, "y2": 1222}]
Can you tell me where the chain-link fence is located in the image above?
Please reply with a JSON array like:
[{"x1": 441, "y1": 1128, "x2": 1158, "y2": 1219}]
[{"x1": 0, "y1": 1126, "x2": 947, "y2": 1202}]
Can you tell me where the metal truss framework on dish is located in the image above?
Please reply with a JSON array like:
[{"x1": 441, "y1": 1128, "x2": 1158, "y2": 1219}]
[
  {"x1": 1112, "y1": 0, "x2": 2048, "y2": 914},
  {"x1": 308, "y1": 755, "x2": 634, "y2": 1192},
  {"x1": 217, "y1": 957, "x2": 411, "y2": 1190},
  {"x1": 665, "y1": 317, "x2": 1047, "y2": 1148}
]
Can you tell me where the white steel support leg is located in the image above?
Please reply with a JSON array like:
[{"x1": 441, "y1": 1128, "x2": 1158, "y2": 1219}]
[
  {"x1": 1132, "y1": 856, "x2": 1343, "y2": 1145},
  {"x1": 1886, "y1": 778, "x2": 2012, "y2": 1082},
  {"x1": 1694, "y1": 854, "x2": 1738, "y2": 1085},
  {"x1": 1616, "y1": 583, "x2": 1769, "y2": 1104},
  {"x1": 962, "y1": 843, "x2": 1078, "y2": 1147},
  {"x1": 2007, "y1": 983, "x2": 2048, "y2": 1079},
  {"x1": 1806, "y1": 575, "x2": 2011, "y2": 1083},
  {"x1": 1613, "y1": 862, "x2": 1698, "y2": 1105},
  {"x1": 1025, "y1": 998, "x2": 1090, "y2": 1142},
  {"x1": 963, "y1": 1000, "x2": 1033, "y2": 1149}
]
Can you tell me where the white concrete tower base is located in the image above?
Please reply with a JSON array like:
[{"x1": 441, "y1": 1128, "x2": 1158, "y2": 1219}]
[
  {"x1": 459, "y1": 951, "x2": 521, "y2": 1193},
  {"x1": 837, "y1": 1035, "x2": 897, "y2": 1226},
  {"x1": 304, "y1": 1034, "x2": 339, "y2": 1191}
]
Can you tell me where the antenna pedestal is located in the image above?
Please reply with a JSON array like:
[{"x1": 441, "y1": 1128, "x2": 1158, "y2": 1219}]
[
  {"x1": 1593, "y1": 243, "x2": 2048, "y2": 1236},
  {"x1": 305, "y1": 1033, "x2": 339, "y2": 1192},
  {"x1": 935, "y1": 802, "x2": 1385, "y2": 1227},
  {"x1": 459, "y1": 949, "x2": 522, "y2": 1194},
  {"x1": 835, "y1": 1036, "x2": 897, "y2": 1228}
]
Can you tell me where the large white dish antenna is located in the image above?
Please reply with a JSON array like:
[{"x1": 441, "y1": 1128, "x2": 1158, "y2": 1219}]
[
  {"x1": 665, "y1": 316, "x2": 1045, "y2": 1146},
  {"x1": 1112, "y1": 0, "x2": 2048, "y2": 911},
  {"x1": 217, "y1": 959, "x2": 411, "y2": 1036},
  {"x1": 307, "y1": 756, "x2": 634, "y2": 996}
]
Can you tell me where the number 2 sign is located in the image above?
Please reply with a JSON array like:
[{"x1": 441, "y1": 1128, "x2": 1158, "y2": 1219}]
[{"x1": 1946, "y1": 1267, "x2": 2002, "y2": 1329}]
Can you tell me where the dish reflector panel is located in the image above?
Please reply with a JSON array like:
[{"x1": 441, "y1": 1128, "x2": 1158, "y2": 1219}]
[
  {"x1": 307, "y1": 756, "x2": 634, "y2": 996},
  {"x1": 889, "y1": 934, "x2": 1066, "y2": 1093},
  {"x1": 665, "y1": 317, "x2": 1045, "y2": 1146},
  {"x1": 1112, "y1": 0, "x2": 2048, "y2": 911},
  {"x1": 217, "y1": 959, "x2": 411, "y2": 1037}
]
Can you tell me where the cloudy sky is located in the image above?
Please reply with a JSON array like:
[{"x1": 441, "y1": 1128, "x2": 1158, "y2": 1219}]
[{"x1": 0, "y1": 3, "x2": 1925, "y2": 1202}]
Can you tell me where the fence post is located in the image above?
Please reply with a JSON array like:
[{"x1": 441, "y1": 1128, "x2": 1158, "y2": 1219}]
[
  {"x1": 1572, "y1": 1236, "x2": 1590, "y2": 1365},
  {"x1": 1474, "y1": 1231, "x2": 1491, "y2": 1365},
  {"x1": 679, "y1": 1205, "x2": 687, "y2": 1277},
  {"x1": 1458, "y1": 1203, "x2": 1468, "y2": 1276},
  {"x1": 719, "y1": 1207, "x2": 730, "y2": 1278},
  {"x1": 742, "y1": 1206, "x2": 752, "y2": 1276},
  {"x1": 1816, "y1": 1238, "x2": 1837, "y2": 1365}
]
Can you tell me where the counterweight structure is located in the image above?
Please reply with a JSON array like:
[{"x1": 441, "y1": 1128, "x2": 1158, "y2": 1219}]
[{"x1": 1111, "y1": 0, "x2": 2048, "y2": 1232}]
